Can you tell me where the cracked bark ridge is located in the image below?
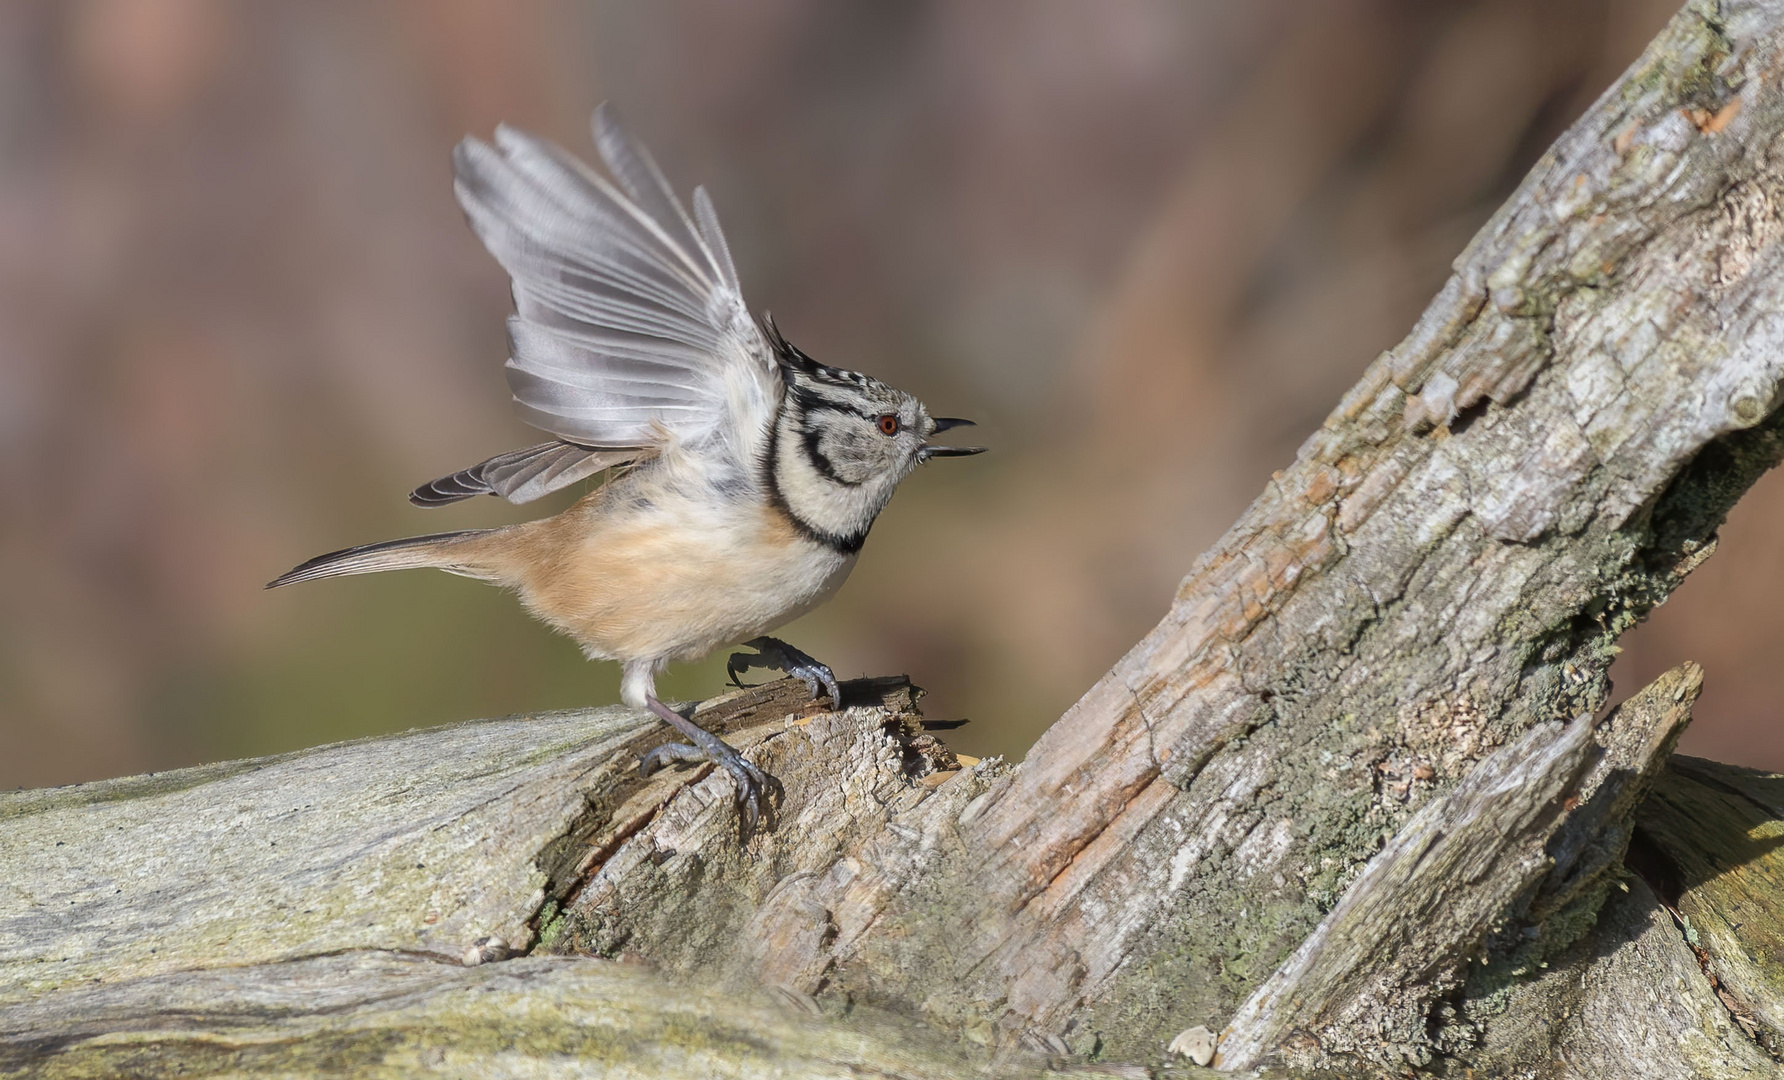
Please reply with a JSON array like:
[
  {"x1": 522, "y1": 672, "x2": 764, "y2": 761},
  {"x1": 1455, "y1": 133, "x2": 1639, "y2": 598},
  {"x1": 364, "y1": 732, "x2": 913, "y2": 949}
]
[
  {"x1": 542, "y1": 675, "x2": 1007, "y2": 1008},
  {"x1": 1217, "y1": 720, "x2": 1597, "y2": 1072},
  {"x1": 1510, "y1": 661, "x2": 1702, "y2": 958},
  {"x1": 1447, "y1": 751, "x2": 1784, "y2": 1079},
  {"x1": 1215, "y1": 663, "x2": 1699, "y2": 1072}
]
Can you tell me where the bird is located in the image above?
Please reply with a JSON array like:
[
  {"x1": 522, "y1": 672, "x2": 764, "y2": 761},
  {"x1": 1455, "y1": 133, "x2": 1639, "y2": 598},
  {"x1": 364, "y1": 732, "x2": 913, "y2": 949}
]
[{"x1": 267, "y1": 106, "x2": 985, "y2": 827}]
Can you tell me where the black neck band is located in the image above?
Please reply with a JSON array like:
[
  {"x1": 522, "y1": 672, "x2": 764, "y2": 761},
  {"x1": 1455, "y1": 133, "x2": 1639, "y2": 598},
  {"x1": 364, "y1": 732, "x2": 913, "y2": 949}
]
[{"x1": 763, "y1": 409, "x2": 869, "y2": 555}]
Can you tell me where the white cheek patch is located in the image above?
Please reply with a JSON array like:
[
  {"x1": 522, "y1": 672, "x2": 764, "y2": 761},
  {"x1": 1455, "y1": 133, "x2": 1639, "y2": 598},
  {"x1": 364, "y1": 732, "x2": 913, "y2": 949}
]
[{"x1": 821, "y1": 425, "x2": 883, "y2": 485}]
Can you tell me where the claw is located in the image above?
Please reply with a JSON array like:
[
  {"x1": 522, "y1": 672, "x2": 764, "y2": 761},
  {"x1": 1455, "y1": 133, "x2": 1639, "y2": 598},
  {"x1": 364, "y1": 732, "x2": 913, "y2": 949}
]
[
  {"x1": 726, "y1": 653, "x2": 751, "y2": 691},
  {"x1": 726, "y1": 636, "x2": 841, "y2": 705},
  {"x1": 641, "y1": 695, "x2": 774, "y2": 834}
]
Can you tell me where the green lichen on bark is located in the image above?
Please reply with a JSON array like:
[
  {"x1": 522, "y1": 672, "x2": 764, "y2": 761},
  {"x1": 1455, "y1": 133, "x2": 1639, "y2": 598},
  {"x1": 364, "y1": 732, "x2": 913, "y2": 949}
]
[{"x1": 1, "y1": 956, "x2": 1001, "y2": 1080}]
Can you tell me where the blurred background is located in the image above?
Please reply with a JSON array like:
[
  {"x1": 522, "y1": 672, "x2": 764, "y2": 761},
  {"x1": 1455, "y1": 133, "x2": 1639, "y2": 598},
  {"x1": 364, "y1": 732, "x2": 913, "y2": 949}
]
[{"x1": 6, "y1": 0, "x2": 1778, "y2": 791}]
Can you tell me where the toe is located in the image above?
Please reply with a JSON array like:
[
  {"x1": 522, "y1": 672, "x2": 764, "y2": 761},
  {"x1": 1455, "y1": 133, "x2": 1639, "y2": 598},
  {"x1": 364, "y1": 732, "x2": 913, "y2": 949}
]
[
  {"x1": 799, "y1": 664, "x2": 839, "y2": 704},
  {"x1": 733, "y1": 773, "x2": 765, "y2": 832},
  {"x1": 639, "y1": 742, "x2": 702, "y2": 776}
]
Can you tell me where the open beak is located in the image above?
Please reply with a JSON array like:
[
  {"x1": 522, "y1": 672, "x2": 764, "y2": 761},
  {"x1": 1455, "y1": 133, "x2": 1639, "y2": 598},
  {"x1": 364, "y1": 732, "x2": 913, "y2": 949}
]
[
  {"x1": 920, "y1": 418, "x2": 987, "y2": 461},
  {"x1": 920, "y1": 445, "x2": 988, "y2": 460}
]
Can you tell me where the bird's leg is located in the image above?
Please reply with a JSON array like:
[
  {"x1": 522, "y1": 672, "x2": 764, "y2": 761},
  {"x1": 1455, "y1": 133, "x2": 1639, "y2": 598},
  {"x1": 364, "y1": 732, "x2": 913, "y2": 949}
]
[
  {"x1": 638, "y1": 695, "x2": 772, "y2": 832},
  {"x1": 727, "y1": 636, "x2": 841, "y2": 705}
]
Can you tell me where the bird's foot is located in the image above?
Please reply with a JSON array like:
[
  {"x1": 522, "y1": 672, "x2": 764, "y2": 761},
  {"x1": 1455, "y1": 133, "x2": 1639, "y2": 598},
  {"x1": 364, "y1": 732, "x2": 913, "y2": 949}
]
[
  {"x1": 640, "y1": 695, "x2": 773, "y2": 833},
  {"x1": 726, "y1": 636, "x2": 840, "y2": 705}
]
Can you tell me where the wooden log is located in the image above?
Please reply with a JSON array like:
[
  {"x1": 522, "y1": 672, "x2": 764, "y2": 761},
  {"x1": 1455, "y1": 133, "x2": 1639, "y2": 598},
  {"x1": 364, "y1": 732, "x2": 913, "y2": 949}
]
[
  {"x1": 6, "y1": 665, "x2": 1781, "y2": 1077},
  {"x1": 12, "y1": 0, "x2": 1784, "y2": 1074},
  {"x1": 1, "y1": 679, "x2": 1030, "y2": 1078},
  {"x1": 0, "y1": 677, "x2": 935, "y2": 1003}
]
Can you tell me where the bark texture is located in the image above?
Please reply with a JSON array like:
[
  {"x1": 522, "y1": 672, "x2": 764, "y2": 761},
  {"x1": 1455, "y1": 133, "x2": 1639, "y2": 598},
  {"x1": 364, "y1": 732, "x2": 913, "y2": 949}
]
[
  {"x1": 11, "y1": 0, "x2": 1784, "y2": 1075},
  {"x1": 922, "y1": 0, "x2": 1784, "y2": 1060},
  {"x1": 1218, "y1": 663, "x2": 1696, "y2": 1070},
  {"x1": 1, "y1": 955, "x2": 993, "y2": 1080},
  {"x1": 2, "y1": 681, "x2": 1035, "y2": 1079}
]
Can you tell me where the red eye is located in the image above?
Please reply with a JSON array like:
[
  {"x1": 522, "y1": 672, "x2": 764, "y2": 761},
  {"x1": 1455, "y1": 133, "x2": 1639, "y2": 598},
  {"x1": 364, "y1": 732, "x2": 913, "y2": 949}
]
[{"x1": 877, "y1": 414, "x2": 901, "y2": 436}]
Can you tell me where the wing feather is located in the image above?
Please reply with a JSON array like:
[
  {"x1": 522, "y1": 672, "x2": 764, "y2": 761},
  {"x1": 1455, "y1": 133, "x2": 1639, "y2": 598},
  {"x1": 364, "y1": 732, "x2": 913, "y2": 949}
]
[
  {"x1": 410, "y1": 442, "x2": 634, "y2": 507},
  {"x1": 693, "y1": 187, "x2": 742, "y2": 294},
  {"x1": 451, "y1": 108, "x2": 779, "y2": 461},
  {"x1": 591, "y1": 106, "x2": 720, "y2": 281}
]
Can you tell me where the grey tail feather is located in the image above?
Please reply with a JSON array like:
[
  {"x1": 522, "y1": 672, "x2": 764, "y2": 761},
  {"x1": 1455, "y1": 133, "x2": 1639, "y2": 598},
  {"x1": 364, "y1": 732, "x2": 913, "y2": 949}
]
[{"x1": 266, "y1": 530, "x2": 487, "y2": 589}]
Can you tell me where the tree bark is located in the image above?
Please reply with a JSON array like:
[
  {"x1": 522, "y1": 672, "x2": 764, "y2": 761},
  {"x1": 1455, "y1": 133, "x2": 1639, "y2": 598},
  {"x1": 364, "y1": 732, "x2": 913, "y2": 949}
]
[{"x1": 11, "y1": 0, "x2": 1784, "y2": 1075}]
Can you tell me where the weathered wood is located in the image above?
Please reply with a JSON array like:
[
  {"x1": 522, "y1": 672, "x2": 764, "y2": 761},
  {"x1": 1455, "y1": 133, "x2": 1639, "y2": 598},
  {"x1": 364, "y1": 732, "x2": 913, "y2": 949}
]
[
  {"x1": 1634, "y1": 755, "x2": 1784, "y2": 1057},
  {"x1": 1, "y1": 704, "x2": 651, "y2": 1002},
  {"x1": 1217, "y1": 720, "x2": 1599, "y2": 1070},
  {"x1": 0, "y1": 677, "x2": 940, "y2": 1005},
  {"x1": 0, "y1": 954, "x2": 994, "y2": 1080},
  {"x1": 9, "y1": 669, "x2": 1775, "y2": 1078},
  {"x1": 1448, "y1": 751, "x2": 1784, "y2": 1079},
  {"x1": 1216, "y1": 663, "x2": 1698, "y2": 1071},
  {"x1": 1489, "y1": 876, "x2": 1777, "y2": 1079},
  {"x1": 0, "y1": 681, "x2": 1043, "y2": 1078},
  {"x1": 13, "y1": 0, "x2": 1784, "y2": 1074}
]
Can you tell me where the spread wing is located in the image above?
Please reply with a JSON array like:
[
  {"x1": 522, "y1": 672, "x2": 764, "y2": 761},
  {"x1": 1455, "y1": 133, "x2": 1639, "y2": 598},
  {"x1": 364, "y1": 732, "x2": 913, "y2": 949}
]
[{"x1": 445, "y1": 106, "x2": 781, "y2": 501}]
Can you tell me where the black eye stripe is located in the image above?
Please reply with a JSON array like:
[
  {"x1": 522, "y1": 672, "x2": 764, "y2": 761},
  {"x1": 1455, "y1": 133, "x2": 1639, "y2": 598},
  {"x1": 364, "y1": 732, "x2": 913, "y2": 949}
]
[{"x1": 794, "y1": 395, "x2": 882, "y2": 425}]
